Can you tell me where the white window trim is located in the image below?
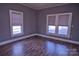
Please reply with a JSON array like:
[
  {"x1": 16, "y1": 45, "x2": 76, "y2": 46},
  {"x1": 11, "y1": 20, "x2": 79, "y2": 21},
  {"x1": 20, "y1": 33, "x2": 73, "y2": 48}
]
[
  {"x1": 9, "y1": 10, "x2": 24, "y2": 37},
  {"x1": 46, "y1": 13, "x2": 72, "y2": 38}
]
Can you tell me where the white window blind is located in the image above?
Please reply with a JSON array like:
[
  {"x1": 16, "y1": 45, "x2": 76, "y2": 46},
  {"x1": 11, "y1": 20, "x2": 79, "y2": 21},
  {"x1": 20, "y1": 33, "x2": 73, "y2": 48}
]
[
  {"x1": 12, "y1": 13, "x2": 23, "y2": 25},
  {"x1": 48, "y1": 16, "x2": 56, "y2": 25},
  {"x1": 58, "y1": 15, "x2": 69, "y2": 26}
]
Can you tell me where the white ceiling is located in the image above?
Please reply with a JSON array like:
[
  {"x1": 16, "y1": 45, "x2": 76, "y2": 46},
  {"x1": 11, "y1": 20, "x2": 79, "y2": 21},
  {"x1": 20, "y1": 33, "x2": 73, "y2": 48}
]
[{"x1": 20, "y1": 3, "x2": 68, "y2": 10}]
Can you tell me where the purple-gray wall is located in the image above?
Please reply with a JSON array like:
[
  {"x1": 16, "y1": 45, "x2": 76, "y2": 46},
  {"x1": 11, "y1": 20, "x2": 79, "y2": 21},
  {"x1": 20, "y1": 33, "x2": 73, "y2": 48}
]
[
  {"x1": 0, "y1": 3, "x2": 79, "y2": 42},
  {"x1": 37, "y1": 4, "x2": 79, "y2": 41},
  {"x1": 0, "y1": 3, "x2": 37, "y2": 42}
]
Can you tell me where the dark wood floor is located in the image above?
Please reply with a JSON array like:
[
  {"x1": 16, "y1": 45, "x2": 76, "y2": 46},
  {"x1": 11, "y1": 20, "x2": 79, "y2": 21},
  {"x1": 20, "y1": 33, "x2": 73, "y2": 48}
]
[{"x1": 0, "y1": 36, "x2": 79, "y2": 56}]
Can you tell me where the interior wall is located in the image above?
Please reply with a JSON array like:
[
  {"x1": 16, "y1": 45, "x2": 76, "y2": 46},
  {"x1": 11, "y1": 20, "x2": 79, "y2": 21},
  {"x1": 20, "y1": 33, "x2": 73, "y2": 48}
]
[
  {"x1": 0, "y1": 3, "x2": 37, "y2": 42},
  {"x1": 0, "y1": 3, "x2": 79, "y2": 43},
  {"x1": 37, "y1": 4, "x2": 79, "y2": 41}
]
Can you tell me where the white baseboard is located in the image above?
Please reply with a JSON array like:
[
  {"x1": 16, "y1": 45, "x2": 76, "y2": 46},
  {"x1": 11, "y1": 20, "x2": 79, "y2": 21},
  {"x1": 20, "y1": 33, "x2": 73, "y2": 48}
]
[
  {"x1": 36, "y1": 34, "x2": 79, "y2": 45},
  {"x1": 0, "y1": 33, "x2": 79, "y2": 46},
  {"x1": 0, "y1": 34, "x2": 37, "y2": 46}
]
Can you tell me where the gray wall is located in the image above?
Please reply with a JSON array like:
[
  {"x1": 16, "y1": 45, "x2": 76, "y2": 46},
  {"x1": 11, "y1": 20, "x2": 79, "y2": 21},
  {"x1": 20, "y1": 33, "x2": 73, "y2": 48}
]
[
  {"x1": 37, "y1": 4, "x2": 79, "y2": 41},
  {"x1": 0, "y1": 3, "x2": 37, "y2": 42},
  {"x1": 0, "y1": 3, "x2": 79, "y2": 42}
]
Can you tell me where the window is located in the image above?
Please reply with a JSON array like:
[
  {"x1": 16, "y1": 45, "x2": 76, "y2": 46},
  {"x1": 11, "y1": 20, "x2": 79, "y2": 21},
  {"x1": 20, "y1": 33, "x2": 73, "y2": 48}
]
[
  {"x1": 10, "y1": 10, "x2": 23, "y2": 37},
  {"x1": 48, "y1": 25, "x2": 56, "y2": 33},
  {"x1": 58, "y1": 26, "x2": 68, "y2": 35},
  {"x1": 47, "y1": 13, "x2": 72, "y2": 38},
  {"x1": 12, "y1": 26, "x2": 22, "y2": 35},
  {"x1": 47, "y1": 15, "x2": 56, "y2": 34}
]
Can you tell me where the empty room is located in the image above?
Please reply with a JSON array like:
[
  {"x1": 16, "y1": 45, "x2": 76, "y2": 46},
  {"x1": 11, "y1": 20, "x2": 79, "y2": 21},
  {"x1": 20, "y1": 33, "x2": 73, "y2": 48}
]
[{"x1": 0, "y1": 3, "x2": 79, "y2": 56}]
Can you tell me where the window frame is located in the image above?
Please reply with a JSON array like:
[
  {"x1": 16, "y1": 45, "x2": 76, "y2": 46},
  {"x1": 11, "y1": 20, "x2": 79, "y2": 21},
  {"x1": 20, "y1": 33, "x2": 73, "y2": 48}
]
[
  {"x1": 46, "y1": 15, "x2": 57, "y2": 35},
  {"x1": 46, "y1": 13, "x2": 72, "y2": 38},
  {"x1": 9, "y1": 10, "x2": 24, "y2": 37}
]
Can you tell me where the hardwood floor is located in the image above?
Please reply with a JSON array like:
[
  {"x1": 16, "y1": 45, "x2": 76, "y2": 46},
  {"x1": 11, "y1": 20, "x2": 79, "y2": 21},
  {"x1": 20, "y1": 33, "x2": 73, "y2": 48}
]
[{"x1": 0, "y1": 36, "x2": 79, "y2": 56}]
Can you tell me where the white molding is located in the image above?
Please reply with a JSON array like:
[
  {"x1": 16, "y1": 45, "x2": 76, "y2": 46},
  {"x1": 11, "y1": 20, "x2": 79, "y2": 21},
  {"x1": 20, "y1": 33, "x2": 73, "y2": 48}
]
[
  {"x1": 47, "y1": 13, "x2": 72, "y2": 16},
  {"x1": 68, "y1": 13, "x2": 72, "y2": 38},
  {"x1": 0, "y1": 34, "x2": 37, "y2": 46},
  {"x1": 0, "y1": 33, "x2": 79, "y2": 46},
  {"x1": 36, "y1": 34, "x2": 79, "y2": 45}
]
